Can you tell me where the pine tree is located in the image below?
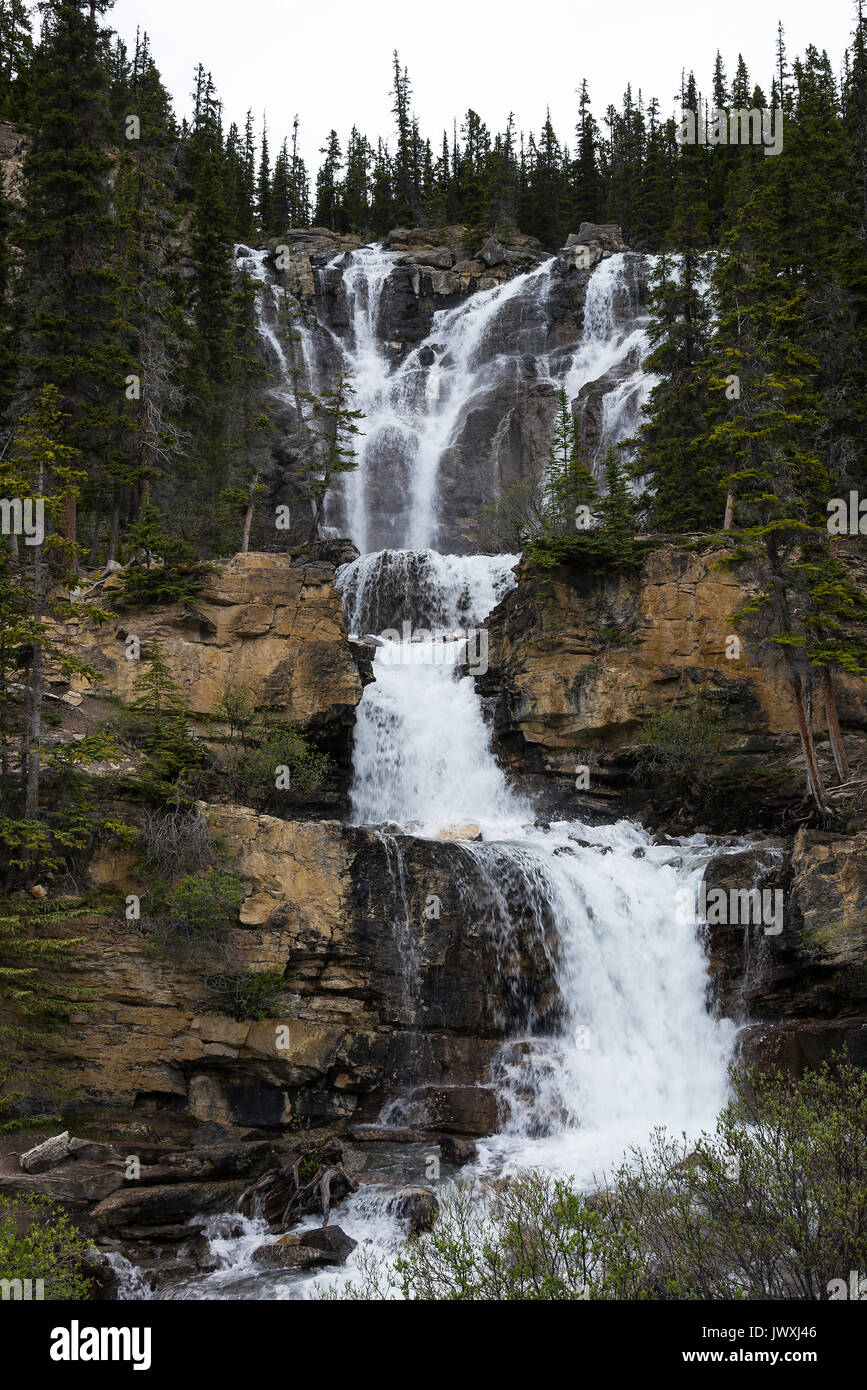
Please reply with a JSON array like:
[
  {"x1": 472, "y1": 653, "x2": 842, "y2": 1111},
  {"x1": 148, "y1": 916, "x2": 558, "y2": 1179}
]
[
  {"x1": 598, "y1": 446, "x2": 637, "y2": 560},
  {"x1": 391, "y1": 52, "x2": 415, "y2": 225},
  {"x1": 131, "y1": 637, "x2": 186, "y2": 716},
  {"x1": 256, "y1": 119, "x2": 272, "y2": 234},
  {"x1": 222, "y1": 269, "x2": 273, "y2": 553},
  {"x1": 314, "y1": 130, "x2": 342, "y2": 230},
  {"x1": 2, "y1": 385, "x2": 86, "y2": 820},
  {"x1": 0, "y1": 900, "x2": 91, "y2": 1131},
  {"x1": 109, "y1": 30, "x2": 183, "y2": 559},
  {"x1": 545, "y1": 386, "x2": 597, "y2": 530},
  {"x1": 16, "y1": 0, "x2": 128, "y2": 568},
  {"x1": 303, "y1": 372, "x2": 363, "y2": 539},
  {"x1": 288, "y1": 116, "x2": 310, "y2": 227},
  {"x1": 572, "y1": 79, "x2": 604, "y2": 224},
  {"x1": 341, "y1": 127, "x2": 371, "y2": 233},
  {"x1": 704, "y1": 188, "x2": 835, "y2": 814},
  {"x1": 0, "y1": 0, "x2": 32, "y2": 119},
  {"x1": 0, "y1": 179, "x2": 18, "y2": 435}
]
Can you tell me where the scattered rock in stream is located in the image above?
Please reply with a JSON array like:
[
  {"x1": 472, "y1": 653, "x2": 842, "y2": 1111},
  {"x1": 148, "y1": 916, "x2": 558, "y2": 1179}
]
[
  {"x1": 388, "y1": 1186, "x2": 439, "y2": 1236},
  {"x1": 251, "y1": 1223, "x2": 358, "y2": 1270}
]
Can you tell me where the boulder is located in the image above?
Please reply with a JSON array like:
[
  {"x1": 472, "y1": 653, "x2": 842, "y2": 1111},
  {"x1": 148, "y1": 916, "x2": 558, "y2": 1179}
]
[
  {"x1": 435, "y1": 823, "x2": 482, "y2": 842},
  {"x1": 415, "y1": 1085, "x2": 499, "y2": 1136},
  {"x1": 406, "y1": 246, "x2": 454, "y2": 270},
  {"x1": 478, "y1": 236, "x2": 507, "y2": 268},
  {"x1": 91, "y1": 1180, "x2": 247, "y2": 1231},
  {"x1": 388, "y1": 1186, "x2": 439, "y2": 1236},
  {"x1": 274, "y1": 1224, "x2": 356, "y2": 1263},
  {"x1": 250, "y1": 1242, "x2": 331, "y2": 1270},
  {"x1": 439, "y1": 1135, "x2": 478, "y2": 1166},
  {"x1": 20, "y1": 1131, "x2": 70, "y2": 1174}
]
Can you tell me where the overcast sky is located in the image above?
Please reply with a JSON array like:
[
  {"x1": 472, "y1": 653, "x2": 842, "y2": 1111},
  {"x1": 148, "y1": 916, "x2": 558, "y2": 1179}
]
[{"x1": 105, "y1": 0, "x2": 855, "y2": 166}]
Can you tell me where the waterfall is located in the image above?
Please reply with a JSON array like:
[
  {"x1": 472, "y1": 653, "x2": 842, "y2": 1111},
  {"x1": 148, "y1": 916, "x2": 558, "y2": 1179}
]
[
  {"x1": 336, "y1": 558, "x2": 735, "y2": 1183},
  {"x1": 324, "y1": 248, "x2": 560, "y2": 550},
  {"x1": 564, "y1": 252, "x2": 658, "y2": 473},
  {"x1": 235, "y1": 244, "x2": 316, "y2": 396},
  {"x1": 337, "y1": 548, "x2": 519, "y2": 634},
  {"x1": 146, "y1": 242, "x2": 736, "y2": 1300}
]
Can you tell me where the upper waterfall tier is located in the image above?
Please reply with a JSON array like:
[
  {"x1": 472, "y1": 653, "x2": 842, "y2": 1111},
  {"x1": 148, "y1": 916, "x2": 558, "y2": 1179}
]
[
  {"x1": 337, "y1": 548, "x2": 520, "y2": 635},
  {"x1": 241, "y1": 237, "x2": 656, "y2": 554}
]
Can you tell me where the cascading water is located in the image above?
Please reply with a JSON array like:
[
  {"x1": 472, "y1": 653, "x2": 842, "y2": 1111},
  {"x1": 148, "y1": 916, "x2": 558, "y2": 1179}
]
[
  {"x1": 338, "y1": 559, "x2": 735, "y2": 1182},
  {"x1": 325, "y1": 248, "x2": 561, "y2": 551},
  {"x1": 564, "y1": 251, "x2": 658, "y2": 472},
  {"x1": 154, "y1": 244, "x2": 735, "y2": 1301}
]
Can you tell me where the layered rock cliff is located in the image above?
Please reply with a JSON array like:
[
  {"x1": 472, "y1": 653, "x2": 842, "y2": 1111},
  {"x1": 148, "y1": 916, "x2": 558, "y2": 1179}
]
[{"x1": 480, "y1": 540, "x2": 867, "y2": 830}]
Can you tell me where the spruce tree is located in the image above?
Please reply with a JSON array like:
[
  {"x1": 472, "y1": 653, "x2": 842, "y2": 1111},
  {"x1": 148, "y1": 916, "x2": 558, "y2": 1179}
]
[
  {"x1": 16, "y1": 0, "x2": 128, "y2": 567},
  {"x1": 303, "y1": 372, "x2": 363, "y2": 540},
  {"x1": 314, "y1": 131, "x2": 342, "y2": 230},
  {"x1": 598, "y1": 446, "x2": 637, "y2": 561},
  {"x1": 545, "y1": 386, "x2": 597, "y2": 531}
]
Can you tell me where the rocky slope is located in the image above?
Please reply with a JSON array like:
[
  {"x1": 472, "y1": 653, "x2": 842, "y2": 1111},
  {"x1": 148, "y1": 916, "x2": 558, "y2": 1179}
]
[
  {"x1": 53, "y1": 804, "x2": 556, "y2": 1136},
  {"x1": 480, "y1": 540, "x2": 867, "y2": 829}
]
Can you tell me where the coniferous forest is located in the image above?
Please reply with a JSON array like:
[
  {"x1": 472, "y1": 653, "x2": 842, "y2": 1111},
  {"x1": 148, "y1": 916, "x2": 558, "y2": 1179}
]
[{"x1": 1, "y1": 3, "x2": 866, "y2": 557}]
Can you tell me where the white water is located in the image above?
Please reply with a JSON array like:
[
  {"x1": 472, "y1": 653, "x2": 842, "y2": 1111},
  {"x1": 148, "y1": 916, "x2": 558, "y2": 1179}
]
[
  {"x1": 341, "y1": 560, "x2": 734, "y2": 1178},
  {"x1": 139, "y1": 246, "x2": 734, "y2": 1302},
  {"x1": 327, "y1": 247, "x2": 563, "y2": 550}
]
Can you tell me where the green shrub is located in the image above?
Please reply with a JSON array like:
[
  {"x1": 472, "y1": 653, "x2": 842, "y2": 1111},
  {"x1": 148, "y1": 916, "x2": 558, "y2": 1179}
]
[
  {"x1": 0, "y1": 1195, "x2": 93, "y2": 1299},
  {"x1": 225, "y1": 726, "x2": 331, "y2": 813},
  {"x1": 0, "y1": 901, "x2": 93, "y2": 1132},
  {"x1": 150, "y1": 868, "x2": 244, "y2": 956},
  {"x1": 203, "y1": 970, "x2": 289, "y2": 1021},
  {"x1": 631, "y1": 693, "x2": 729, "y2": 792},
  {"x1": 116, "y1": 504, "x2": 212, "y2": 609}
]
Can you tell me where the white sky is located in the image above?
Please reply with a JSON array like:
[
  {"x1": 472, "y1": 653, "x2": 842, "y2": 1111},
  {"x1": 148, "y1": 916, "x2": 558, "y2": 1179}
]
[{"x1": 104, "y1": 0, "x2": 855, "y2": 167}]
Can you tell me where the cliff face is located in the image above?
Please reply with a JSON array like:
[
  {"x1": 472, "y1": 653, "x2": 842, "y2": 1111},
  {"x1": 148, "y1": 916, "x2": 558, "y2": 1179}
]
[
  {"x1": 53, "y1": 551, "x2": 368, "y2": 803},
  {"x1": 34, "y1": 806, "x2": 558, "y2": 1137},
  {"x1": 481, "y1": 542, "x2": 867, "y2": 829},
  {"x1": 702, "y1": 832, "x2": 867, "y2": 1076},
  {"x1": 19, "y1": 543, "x2": 867, "y2": 1140},
  {"x1": 250, "y1": 223, "x2": 646, "y2": 553}
]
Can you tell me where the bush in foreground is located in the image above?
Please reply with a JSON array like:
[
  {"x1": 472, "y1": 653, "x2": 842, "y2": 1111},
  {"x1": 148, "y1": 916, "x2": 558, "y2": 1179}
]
[
  {"x1": 325, "y1": 1060, "x2": 867, "y2": 1300},
  {"x1": 0, "y1": 1195, "x2": 93, "y2": 1300}
]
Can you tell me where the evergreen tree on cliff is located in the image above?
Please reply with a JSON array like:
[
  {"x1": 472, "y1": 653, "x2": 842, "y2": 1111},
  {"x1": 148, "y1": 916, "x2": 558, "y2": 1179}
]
[
  {"x1": 15, "y1": 0, "x2": 128, "y2": 569},
  {"x1": 0, "y1": 0, "x2": 32, "y2": 119},
  {"x1": 703, "y1": 186, "x2": 836, "y2": 814},
  {"x1": 108, "y1": 30, "x2": 182, "y2": 560},
  {"x1": 634, "y1": 75, "x2": 718, "y2": 531}
]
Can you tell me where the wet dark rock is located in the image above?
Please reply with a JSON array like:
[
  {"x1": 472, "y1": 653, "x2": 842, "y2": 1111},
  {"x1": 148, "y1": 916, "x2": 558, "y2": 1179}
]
[
  {"x1": 414, "y1": 1085, "x2": 499, "y2": 1136},
  {"x1": 388, "y1": 1186, "x2": 439, "y2": 1236},
  {"x1": 439, "y1": 1135, "x2": 478, "y2": 1166},
  {"x1": 92, "y1": 1180, "x2": 248, "y2": 1232},
  {"x1": 251, "y1": 1241, "x2": 331, "y2": 1270},
  {"x1": 274, "y1": 1223, "x2": 357, "y2": 1263}
]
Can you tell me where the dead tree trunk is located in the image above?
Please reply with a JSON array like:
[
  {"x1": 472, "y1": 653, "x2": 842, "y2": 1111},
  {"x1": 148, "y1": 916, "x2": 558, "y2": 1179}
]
[
  {"x1": 789, "y1": 669, "x2": 829, "y2": 817},
  {"x1": 821, "y1": 667, "x2": 850, "y2": 782}
]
